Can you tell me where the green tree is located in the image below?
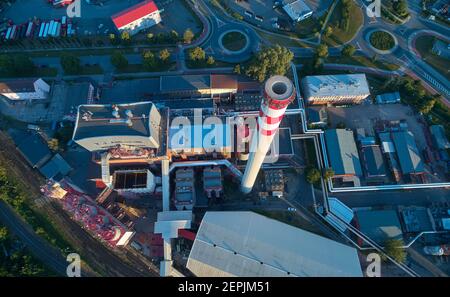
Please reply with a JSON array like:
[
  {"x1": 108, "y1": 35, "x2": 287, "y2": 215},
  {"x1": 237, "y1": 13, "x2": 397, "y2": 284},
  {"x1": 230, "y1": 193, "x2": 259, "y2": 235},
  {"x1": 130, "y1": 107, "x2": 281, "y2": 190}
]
[
  {"x1": 233, "y1": 64, "x2": 242, "y2": 74},
  {"x1": 159, "y1": 49, "x2": 171, "y2": 63},
  {"x1": 170, "y1": 30, "x2": 179, "y2": 42},
  {"x1": 142, "y1": 50, "x2": 156, "y2": 70},
  {"x1": 120, "y1": 31, "x2": 131, "y2": 45},
  {"x1": 323, "y1": 168, "x2": 334, "y2": 179},
  {"x1": 245, "y1": 45, "x2": 294, "y2": 82},
  {"x1": 47, "y1": 138, "x2": 59, "y2": 152},
  {"x1": 60, "y1": 54, "x2": 81, "y2": 74},
  {"x1": 0, "y1": 55, "x2": 14, "y2": 75},
  {"x1": 393, "y1": 0, "x2": 409, "y2": 17},
  {"x1": 111, "y1": 51, "x2": 128, "y2": 70},
  {"x1": 189, "y1": 47, "x2": 206, "y2": 61},
  {"x1": 146, "y1": 33, "x2": 154, "y2": 43},
  {"x1": 315, "y1": 43, "x2": 329, "y2": 59},
  {"x1": 324, "y1": 26, "x2": 333, "y2": 37},
  {"x1": 0, "y1": 226, "x2": 8, "y2": 242},
  {"x1": 183, "y1": 28, "x2": 194, "y2": 44},
  {"x1": 383, "y1": 239, "x2": 406, "y2": 263},
  {"x1": 342, "y1": 44, "x2": 356, "y2": 57},
  {"x1": 305, "y1": 166, "x2": 321, "y2": 184},
  {"x1": 206, "y1": 56, "x2": 215, "y2": 65},
  {"x1": 418, "y1": 97, "x2": 436, "y2": 114}
]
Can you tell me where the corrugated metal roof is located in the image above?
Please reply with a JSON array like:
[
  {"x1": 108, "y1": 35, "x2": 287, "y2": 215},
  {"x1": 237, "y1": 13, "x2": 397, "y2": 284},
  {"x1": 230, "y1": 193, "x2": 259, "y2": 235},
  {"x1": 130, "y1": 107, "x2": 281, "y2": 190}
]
[
  {"x1": 187, "y1": 211, "x2": 362, "y2": 277},
  {"x1": 324, "y1": 129, "x2": 362, "y2": 176},
  {"x1": 391, "y1": 131, "x2": 424, "y2": 174},
  {"x1": 362, "y1": 145, "x2": 387, "y2": 177},
  {"x1": 430, "y1": 125, "x2": 450, "y2": 150}
]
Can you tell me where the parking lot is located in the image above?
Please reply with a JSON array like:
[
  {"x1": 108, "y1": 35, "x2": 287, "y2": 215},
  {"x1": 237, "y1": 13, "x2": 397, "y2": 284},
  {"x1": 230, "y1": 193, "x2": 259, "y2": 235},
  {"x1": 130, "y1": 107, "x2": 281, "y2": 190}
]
[
  {"x1": 224, "y1": 0, "x2": 332, "y2": 31},
  {"x1": 327, "y1": 104, "x2": 429, "y2": 150},
  {"x1": 2, "y1": 0, "x2": 201, "y2": 37}
]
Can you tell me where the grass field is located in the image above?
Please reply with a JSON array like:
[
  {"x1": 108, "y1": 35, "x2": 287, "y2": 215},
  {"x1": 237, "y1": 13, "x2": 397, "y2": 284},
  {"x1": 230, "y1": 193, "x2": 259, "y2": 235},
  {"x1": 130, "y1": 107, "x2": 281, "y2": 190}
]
[
  {"x1": 222, "y1": 31, "x2": 247, "y2": 51},
  {"x1": 322, "y1": 0, "x2": 364, "y2": 46},
  {"x1": 327, "y1": 55, "x2": 400, "y2": 71},
  {"x1": 415, "y1": 35, "x2": 450, "y2": 81}
]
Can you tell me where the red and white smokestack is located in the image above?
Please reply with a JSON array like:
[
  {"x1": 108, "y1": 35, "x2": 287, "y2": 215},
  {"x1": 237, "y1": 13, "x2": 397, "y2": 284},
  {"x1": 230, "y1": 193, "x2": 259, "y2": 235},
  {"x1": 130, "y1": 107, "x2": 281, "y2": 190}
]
[{"x1": 240, "y1": 75, "x2": 295, "y2": 194}]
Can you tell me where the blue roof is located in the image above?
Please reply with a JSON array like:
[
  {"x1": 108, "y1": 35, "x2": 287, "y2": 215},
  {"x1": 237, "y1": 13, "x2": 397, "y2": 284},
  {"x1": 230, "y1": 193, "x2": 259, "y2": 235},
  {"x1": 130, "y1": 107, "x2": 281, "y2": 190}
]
[
  {"x1": 15, "y1": 132, "x2": 52, "y2": 168},
  {"x1": 39, "y1": 154, "x2": 73, "y2": 179},
  {"x1": 391, "y1": 131, "x2": 424, "y2": 174},
  {"x1": 169, "y1": 121, "x2": 232, "y2": 152},
  {"x1": 362, "y1": 145, "x2": 387, "y2": 177}
]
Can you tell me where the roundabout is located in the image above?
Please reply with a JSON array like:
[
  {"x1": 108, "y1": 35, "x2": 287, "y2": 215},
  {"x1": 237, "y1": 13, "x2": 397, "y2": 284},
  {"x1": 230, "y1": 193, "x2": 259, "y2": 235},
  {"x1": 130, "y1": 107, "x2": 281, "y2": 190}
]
[
  {"x1": 219, "y1": 30, "x2": 249, "y2": 54},
  {"x1": 366, "y1": 29, "x2": 398, "y2": 55}
]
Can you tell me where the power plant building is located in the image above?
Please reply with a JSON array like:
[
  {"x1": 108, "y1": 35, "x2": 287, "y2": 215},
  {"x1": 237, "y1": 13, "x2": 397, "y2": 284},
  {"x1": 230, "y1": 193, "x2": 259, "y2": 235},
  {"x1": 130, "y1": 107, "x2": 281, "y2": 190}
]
[
  {"x1": 73, "y1": 102, "x2": 162, "y2": 152},
  {"x1": 301, "y1": 74, "x2": 370, "y2": 105}
]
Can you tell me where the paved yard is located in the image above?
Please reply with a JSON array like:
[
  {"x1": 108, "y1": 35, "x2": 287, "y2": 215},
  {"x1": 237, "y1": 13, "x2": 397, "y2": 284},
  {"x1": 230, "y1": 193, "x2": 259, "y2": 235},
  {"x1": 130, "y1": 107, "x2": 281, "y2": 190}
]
[
  {"x1": 2, "y1": 0, "x2": 201, "y2": 36},
  {"x1": 326, "y1": 104, "x2": 429, "y2": 150}
]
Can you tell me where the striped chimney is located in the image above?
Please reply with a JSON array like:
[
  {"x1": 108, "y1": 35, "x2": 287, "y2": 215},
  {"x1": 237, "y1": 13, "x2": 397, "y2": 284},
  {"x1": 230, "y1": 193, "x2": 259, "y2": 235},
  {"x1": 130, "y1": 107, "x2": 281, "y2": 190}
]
[{"x1": 240, "y1": 75, "x2": 295, "y2": 194}]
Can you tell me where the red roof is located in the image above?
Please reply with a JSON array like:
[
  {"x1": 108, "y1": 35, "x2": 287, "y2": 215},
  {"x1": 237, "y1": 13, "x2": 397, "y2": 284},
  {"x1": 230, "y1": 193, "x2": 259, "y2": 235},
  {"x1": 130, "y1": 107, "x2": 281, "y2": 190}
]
[
  {"x1": 111, "y1": 0, "x2": 159, "y2": 29},
  {"x1": 178, "y1": 229, "x2": 196, "y2": 241}
]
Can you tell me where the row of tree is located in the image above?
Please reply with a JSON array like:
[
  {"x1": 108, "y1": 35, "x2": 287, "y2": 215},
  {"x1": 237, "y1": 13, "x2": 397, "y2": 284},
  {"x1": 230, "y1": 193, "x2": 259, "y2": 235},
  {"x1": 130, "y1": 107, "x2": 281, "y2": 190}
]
[
  {"x1": 110, "y1": 48, "x2": 172, "y2": 71},
  {"x1": 0, "y1": 225, "x2": 54, "y2": 276},
  {"x1": 109, "y1": 28, "x2": 195, "y2": 46},
  {"x1": 0, "y1": 54, "x2": 36, "y2": 77}
]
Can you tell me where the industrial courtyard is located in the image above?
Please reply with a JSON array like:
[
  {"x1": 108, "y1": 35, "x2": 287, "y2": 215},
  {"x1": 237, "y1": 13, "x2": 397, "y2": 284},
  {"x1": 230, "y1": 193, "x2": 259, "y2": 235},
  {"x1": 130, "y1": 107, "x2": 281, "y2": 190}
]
[{"x1": 0, "y1": 0, "x2": 449, "y2": 280}]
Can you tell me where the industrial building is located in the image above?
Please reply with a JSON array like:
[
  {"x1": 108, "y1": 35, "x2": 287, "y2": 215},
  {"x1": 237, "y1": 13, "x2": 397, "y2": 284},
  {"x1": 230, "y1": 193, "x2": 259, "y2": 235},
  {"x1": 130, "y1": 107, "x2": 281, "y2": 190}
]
[
  {"x1": 391, "y1": 131, "x2": 425, "y2": 176},
  {"x1": 174, "y1": 168, "x2": 195, "y2": 211},
  {"x1": 282, "y1": 0, "x2": 313, "y2": 22},
  {"x1": 324, "y1": 129, "x2": 363, "y2": 178},
  {"x1": 0, "y1": 78, "x2": 50, "y2": 101},
  {"x1": 111, "y1": 0, "x2": 161, "y2": 35},
  {"x1": 168, "y1": 118, "x2": 232, "y2": 158},
  {"x1": 301, "y1": 74, "x2": 370, "y2": 105},
  {"x1": 355, "y1": 209, "x2": 403, "y2": 246},
  {"x1": 375, "y1": 92, "x2": 401, "y2": 104},
  {"x1": 430, "y1": 125, "x2": 450, "y2": 150},
  {"x1": 186, "y1": 211, "x2": 363, "y2": 277},
  {"x1": 361, "y1": 145, "x2": 387, "y2": 178},
  {"x1": 73, "y1": 102, "x2": 162, "y2": 152},
  {"x1": 203, "y1": 167, "x2": 223, "y2": 199}
]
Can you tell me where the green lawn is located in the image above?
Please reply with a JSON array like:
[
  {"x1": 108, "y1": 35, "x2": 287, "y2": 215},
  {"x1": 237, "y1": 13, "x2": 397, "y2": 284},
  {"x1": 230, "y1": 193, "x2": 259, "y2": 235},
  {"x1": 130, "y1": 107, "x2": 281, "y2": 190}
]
[
  {"x1": 186, "y1": 59, "x2": 234, "y2": 69},
  {"x1": 222, "y1": 31, "x2": 247, "y2": 51},
  {"x1": 322, "y1": 0, "x2": 363, "y2": 46},
  {"x1": 116, "y1": 62, "x2": 176, "y2": 73},
  {"x1": 415, "y1": 35, "x2": 450, "y2": 81},
  {"x1": 78, "y1": 64, "x2": 104, "y2": 75},
  {"x1": 256, "y1": 29, "x2": 311, "y2": 48},
  {"x1": 369, "y1": 31, "x2": 395, "y2": 50},
  {"x1": 0, "y1": 67, "x2": 58, "y2": 78},
  {"x1": 327, "y1": 55, "x2": 400, "y2": 71}
]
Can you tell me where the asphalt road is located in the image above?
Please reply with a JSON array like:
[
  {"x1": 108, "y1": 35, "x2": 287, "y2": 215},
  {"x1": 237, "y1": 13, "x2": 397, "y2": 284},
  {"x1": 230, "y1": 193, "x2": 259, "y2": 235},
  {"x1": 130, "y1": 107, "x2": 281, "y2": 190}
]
[{"x1": 332, "y1": 187, "x2": 450, "y2": 208}]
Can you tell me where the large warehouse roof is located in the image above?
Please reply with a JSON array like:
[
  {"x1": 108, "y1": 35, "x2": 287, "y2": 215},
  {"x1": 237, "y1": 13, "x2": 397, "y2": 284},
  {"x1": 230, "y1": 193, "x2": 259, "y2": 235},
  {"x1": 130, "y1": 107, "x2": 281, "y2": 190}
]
[
  {"x1": 302, "y1": 74, "x2": 370, "y2": 99},
  {"x1": 73, "y1": 102, "x2": 160, "y2": 140},
  {"x1": 187, "y1": 211, "x2": 362, "y2": 277},
  {"x1": 391, "y1": 131, "x2": 424, "y2": 174},
  {"x1": 324, "y1": 129, "x2": 362, "y2": 176}
]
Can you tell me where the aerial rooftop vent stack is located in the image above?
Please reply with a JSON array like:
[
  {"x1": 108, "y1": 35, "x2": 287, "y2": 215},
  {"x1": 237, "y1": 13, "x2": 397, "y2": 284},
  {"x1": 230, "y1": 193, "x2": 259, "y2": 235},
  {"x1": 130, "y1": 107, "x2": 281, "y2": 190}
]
[
  {"x1": 112, "y1": 105, "x2": 120, "y2": 118},
  {"x1": 240, "y1": 75, "x2": 295, "y2": 194},
  {"x1": 125, "y1": 109, "x2": 133, "y2": 119}
]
